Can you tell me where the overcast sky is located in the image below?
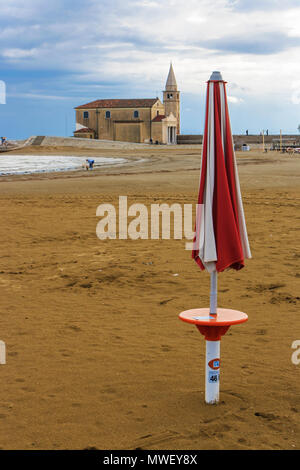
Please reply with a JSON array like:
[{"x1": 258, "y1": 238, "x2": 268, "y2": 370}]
[{"x1": 1, "y1": 0, "x2": 300, "y2": 139}]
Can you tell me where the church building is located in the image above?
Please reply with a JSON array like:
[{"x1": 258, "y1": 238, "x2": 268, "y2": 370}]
[{"x1": 74, "y1": 64, "x2": 180, "y2": 144}]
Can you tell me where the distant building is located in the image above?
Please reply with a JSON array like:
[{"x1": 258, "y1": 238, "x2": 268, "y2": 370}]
[
  {"x1": 73, "y1": 127, "x2": 95, "y2": 139},
  {"x1": 74, "y1": 63, "x2": 180, "y2": 144}
]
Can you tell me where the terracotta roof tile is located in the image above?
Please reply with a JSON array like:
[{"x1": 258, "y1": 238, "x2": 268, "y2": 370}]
[
  {"x1": 75, "y1": 98, "x2": 159, "y2": 110},
  {"x1": 74, "y1": 127, "x2": 94, "y2": 133},
  {"x1": 152, "y1": 114, "x2": 166, "y2": 122}
]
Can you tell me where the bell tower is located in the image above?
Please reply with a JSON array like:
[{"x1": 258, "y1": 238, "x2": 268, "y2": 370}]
[{"x1": 163, "y1": 63, "x2": 180, "y2": 134}]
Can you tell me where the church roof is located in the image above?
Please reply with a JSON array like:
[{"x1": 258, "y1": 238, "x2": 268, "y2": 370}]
[
  {"x1": 74, "y1": 127, "x2": 94, "y2": 133},
  {"x1": 165, "y1": 63, "x2": 177, "y2": 91},
  {"x1": 76, "y1": 98, "x2": 159, "y2": 109},
  {"x1": 152, "y1": 114, "x2": 166, "y2": 122}
]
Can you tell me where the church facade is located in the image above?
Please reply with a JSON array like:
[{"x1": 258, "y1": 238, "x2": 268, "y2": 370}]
[{"x1": 74, "y1": 64, "x2": 180, "y2": 144}]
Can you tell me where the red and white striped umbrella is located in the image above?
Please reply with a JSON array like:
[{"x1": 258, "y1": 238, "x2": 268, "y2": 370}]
[
  {"x1": 182, "y1": 71, "x2": 252, "y2": 404},
  {"x1": 192, "y1": 71, "x2": 251, "y2": 278},
  {"x1": 180, "y1": 72, "x2": 251, "y2": 403}
]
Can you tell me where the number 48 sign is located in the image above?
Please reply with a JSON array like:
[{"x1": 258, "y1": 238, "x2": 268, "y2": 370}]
[{"x1": 209, "y1": 371, "x2": 219, "y2": 383}]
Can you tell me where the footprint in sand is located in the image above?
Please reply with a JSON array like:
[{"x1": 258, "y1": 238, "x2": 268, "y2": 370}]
[
  {"x1": 67, "y1": 325, "x2": 82, "y2": 332},
  {"x1": 131, "y1": 430, "x2": 180, "y2": 450},
  {"x1": 238, "y1": 438, "x2": 248, "y2": 444},
  {"x1": 248, "y1": 283, "x2": 285, "y2": 293},
  {"x1": 254, "y1": 412, "x2": 279, "y2": 420},
  {"x1": 21, "y1": 386, "x2": 36, "y2": 392},
  {"x1": 255, "y1": 329, "x2": 267, "y2": 335},
  {"x1": 270, "y1": 293, "x2": 299, "y2": 304},
  {"x1": 80, "y1": 282, "x2": 93, "y2": 289},
  {"x1": 102, "y1": 387, "x2": 116, "y2": 395},
  {"x1": 8, "y1": 351, "x2": 18, "y2": 357},
  {"x1": 241, "y1": 365, "x2": 253, "y2": 376},
  {"x1": 159, "y1": 298, "x2": 174, "y2": 305}
]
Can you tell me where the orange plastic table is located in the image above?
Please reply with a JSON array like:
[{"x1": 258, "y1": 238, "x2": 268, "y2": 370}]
[{"x1": 179, "y1": 308, "x2": 248, "y2": 341}]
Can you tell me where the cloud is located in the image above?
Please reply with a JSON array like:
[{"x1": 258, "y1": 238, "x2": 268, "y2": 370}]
[
  {"x1": 7, "y1": 92, "x2": 72, "y2": 100},
  {"x1": 0, "y1": 80, "x2": 6, "y2": 104},
  {"x1": 231, "y1": 0, "x2": 300, "y2": 12},
  {"x1": 201, "y1": 32, "x2": 300, "y2": 55},
  {"x1": 290, "y1": 80, "x2": 300, "y2": 104},
  {"x1": 133, "y1": 0, "x2": 161, "y2": 7},
  {"x1": 2, "y1": 48, "x2": 38, "y2": 59},
  {"x1": 227, "y1": 96, "x2": 244, "y2": 104},
  {"x1": 1, "y1": 0, "x2": 300, "y2": 137}
]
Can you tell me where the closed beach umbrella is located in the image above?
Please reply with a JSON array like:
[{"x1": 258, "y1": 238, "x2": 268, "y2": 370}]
[
  {"x1": 179, "y1": 71, "x2": 251, "y2": 404},
  {"x1": 192, "y1": 70, "x2": 251, "y2": 276}
]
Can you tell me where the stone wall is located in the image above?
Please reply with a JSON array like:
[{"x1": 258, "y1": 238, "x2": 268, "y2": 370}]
[
  {"x1": 24, "y1": 135, "x2": 150, "y2": 149},
  {"x1": 177, "y1": 134, "x2": 300, "y2": 145}
]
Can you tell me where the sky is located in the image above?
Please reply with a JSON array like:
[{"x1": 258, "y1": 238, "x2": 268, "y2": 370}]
[{"x1": 0, "y1": 0, "x2": 300, "y2": 139}]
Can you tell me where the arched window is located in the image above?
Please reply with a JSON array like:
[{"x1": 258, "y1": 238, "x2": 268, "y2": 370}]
[
  {"x1": 105, "y1": 111, "x2": 111, "y2": 119},
  {"x1": 133, "y1": 110, "x2": 139, "y2": 118}
]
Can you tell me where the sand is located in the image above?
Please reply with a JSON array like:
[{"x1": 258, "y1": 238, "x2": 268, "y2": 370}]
[{"x1": 0, "y1": 145, "x2": 299, "y2": 450}]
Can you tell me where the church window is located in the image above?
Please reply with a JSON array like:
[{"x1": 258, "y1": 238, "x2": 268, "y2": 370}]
[
  {"x1": 83, "y1": 111, "x2": 89, "y2": 119},
  {"x1": 167, "y1": 93, "x2": 173, "y2": 99},
  {"x1": 133, "y1": 110, "x2": 139, "y2": 118},
  {"x1": 105, "y1": 111, "x2": 111, "y2": 119}
]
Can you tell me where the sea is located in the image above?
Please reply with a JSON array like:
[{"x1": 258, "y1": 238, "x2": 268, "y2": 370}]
[{"x1": 0, "y1": 155, "x2": 127, "y2": 176}]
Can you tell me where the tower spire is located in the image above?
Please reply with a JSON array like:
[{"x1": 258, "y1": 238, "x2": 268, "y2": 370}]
[
  {"x1": 165, "y1": 62, "x2": 177, "y2": 91},
  {"x1": 163, "y1": 62, "x2": 180, "y2": 134}
]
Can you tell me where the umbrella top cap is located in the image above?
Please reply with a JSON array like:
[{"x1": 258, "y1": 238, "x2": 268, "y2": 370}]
[{"x1": 209, "y1": 71, "x2": 223, "y2": 81}]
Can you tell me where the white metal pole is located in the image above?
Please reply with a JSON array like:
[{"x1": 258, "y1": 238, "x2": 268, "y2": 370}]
[
  {"x1": 210, "y1": 271, "x2": 217, "y2": 314},
  {"x1": 206, "y1": 271, "x2": 219, "y2": 404},
  {"x1": 205, "y1": 340, "x2": 220, "y2": 404}
]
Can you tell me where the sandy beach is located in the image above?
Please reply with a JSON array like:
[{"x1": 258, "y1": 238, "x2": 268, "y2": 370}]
[{"x1": 0, "y1": 144, "x2": 299, "y2": 450}]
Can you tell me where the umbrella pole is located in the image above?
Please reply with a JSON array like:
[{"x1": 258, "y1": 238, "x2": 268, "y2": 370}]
[
  {"x1": 205, "y1": 271, "x2": 220, "y2": 404},
  {"x1": 210, "y1": 271, "x2": 217, "y2": 314}
]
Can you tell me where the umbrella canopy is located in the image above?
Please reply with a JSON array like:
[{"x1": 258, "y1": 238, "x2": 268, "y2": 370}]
[{"x1": 192, "y1": 71, "x2": 251, "y2": 273}]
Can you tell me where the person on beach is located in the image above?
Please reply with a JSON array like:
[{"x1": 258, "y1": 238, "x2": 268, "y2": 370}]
[
  {"x1": 86, "y1": 159, "x2": 95, "y2": 170},
  {"x1": 1, "y1": 137, "x2": 6, "y2": 146}
]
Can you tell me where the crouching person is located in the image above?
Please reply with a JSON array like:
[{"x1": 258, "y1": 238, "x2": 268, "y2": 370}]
[{"x1": 86, "y1": 159, "x2": 95, "y2": 170}]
